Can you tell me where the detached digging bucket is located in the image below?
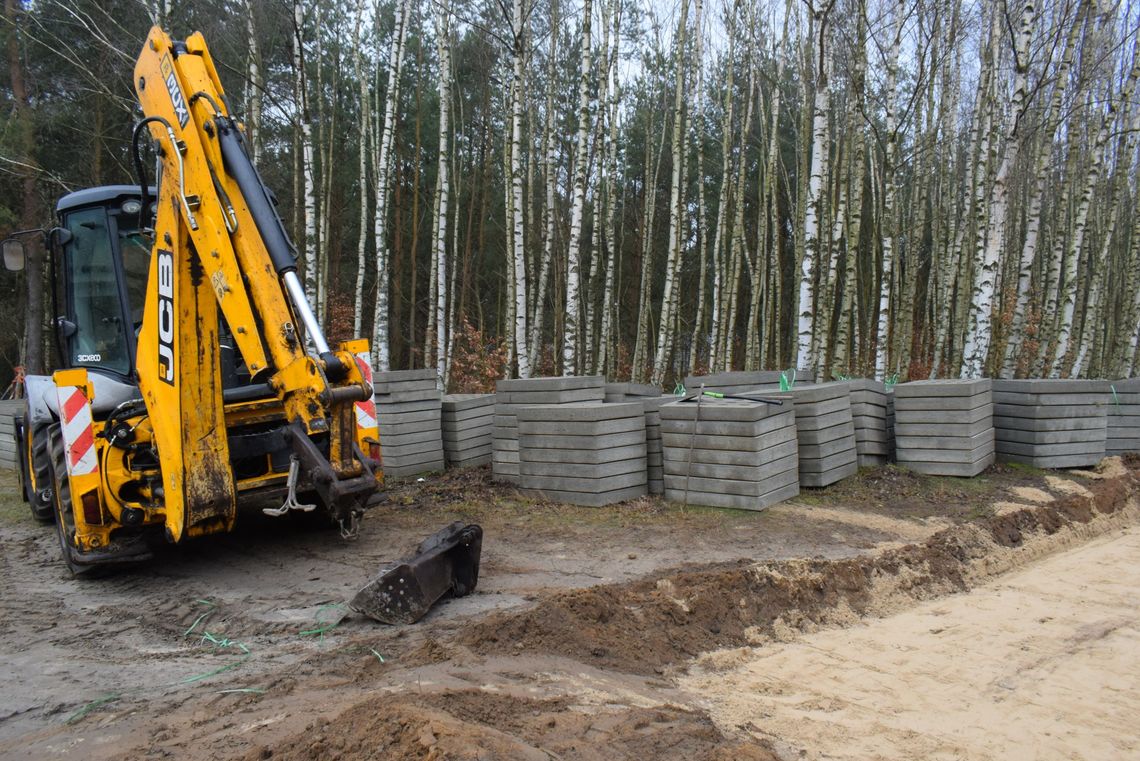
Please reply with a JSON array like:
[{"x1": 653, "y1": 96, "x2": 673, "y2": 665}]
[{"x1": 350, "y1": 522, "x2": 483, "y2": 624}]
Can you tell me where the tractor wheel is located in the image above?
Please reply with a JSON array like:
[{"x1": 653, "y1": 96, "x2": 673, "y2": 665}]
[
  {"x1": 22, "y1": 412, "x2": 55, "y2": 523},
  {"x1": 47, "y1": 424, "x2": 98, "y2": 577}
]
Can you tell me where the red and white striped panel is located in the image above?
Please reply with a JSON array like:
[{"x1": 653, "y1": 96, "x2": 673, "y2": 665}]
[
  {"x1": 56, "y1": 385, "x2": 99, "y2": 477},
  {"x1": 352, "y1": 352, "x2": 377, "y2": 432}
]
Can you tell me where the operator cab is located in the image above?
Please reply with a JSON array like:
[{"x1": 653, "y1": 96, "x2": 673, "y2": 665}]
[{"x1": 53, "y1": 186, "x2": 155, "y2": 384}]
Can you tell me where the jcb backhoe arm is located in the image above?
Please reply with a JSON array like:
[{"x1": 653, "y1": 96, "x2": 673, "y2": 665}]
[{"x1": 131, "y1": 26, "x2": 378, "y2": 538}]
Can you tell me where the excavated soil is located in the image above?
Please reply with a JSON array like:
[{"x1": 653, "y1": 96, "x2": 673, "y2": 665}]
[{"x1": 0, "y1": 458, "x2": 1136, "y2": 760}]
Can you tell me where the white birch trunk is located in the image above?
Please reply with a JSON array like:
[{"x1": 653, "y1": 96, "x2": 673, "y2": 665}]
[
  {"x1": 293, "y1": 0, "x2": 318, "y2": 312},
  {"x1": 370, "y1": 0, "x2": 411, "y2": 370},
  {"x1": 651, "y1": 0, "x2": 690, "y2": 385},
  {"x1": 509, "y1": 0, "x2": 531, "y2": 377},
  {"x1": 796, "y1": 1, "x2": 833, "y2": 374},
  {"x1": 563, "y1": 0, "x2": 594, "y2": 375},
  {"x1": 960, "y1": 1, "x2": 1034, "y2": 378},
  {"x1": 432, "y1": 0, "x2": 453, "y2": 384},
  {"x1": 873, "y1": 0, "x2": 903, "y2": 379}
]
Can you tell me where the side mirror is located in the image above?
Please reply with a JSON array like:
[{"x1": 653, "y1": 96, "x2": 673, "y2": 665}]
[{"x1": 2, "y1": 238, "x2": 26, "y2": 272}]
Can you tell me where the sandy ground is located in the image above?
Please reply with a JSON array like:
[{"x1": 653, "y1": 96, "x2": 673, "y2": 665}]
[
  {"x1": 683, "y1": 525, "x2": 1140, "y2": 761},
  {"x1": 0, "y1": 461, "x2": 1135, "y2": 760}
]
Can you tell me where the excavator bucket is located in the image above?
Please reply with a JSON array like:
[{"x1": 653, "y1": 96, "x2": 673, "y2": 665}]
[{"x1": 350, "y1": 522, "x2": 483, "y2": 624}]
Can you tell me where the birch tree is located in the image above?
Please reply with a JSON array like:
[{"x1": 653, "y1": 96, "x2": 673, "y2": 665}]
[{"x1": 563, "y1": 0, "x2": 594, "y2": 375}]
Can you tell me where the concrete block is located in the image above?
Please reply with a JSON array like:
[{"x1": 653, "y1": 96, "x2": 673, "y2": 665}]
[
  {"x1": 379, "y1": 439, "x2": 443, "y2": 458},
  {"x1": 791, "y1": 409, "x2": 854, "y2": 433},
  {"x1": 521, "y1": 458, "x2": 648, "y2": 479},
  {"x1": 895, "y1": 428, "x2": 993, "y2": 451},
  {"x1": 374, "y1": 398, "x2": 443, "y2": 415},
  {"x1": 1110, "y1": 378, "x2": 1140, "y2": 391},
  {"x1": 796, "y1": 420, "x2": 856, "y2": 446},
  {"x1": 496, "y1": 375, "x2": 604, "y2": 392},
  {"x1": 492, "y1": 438, "x2": 519, "y2": 452},
  {"x1": 792, "y1": 395, "x2": 852, "y2": 418},
  {"x1": 683, "y1": 370, "x2": 783, "y2": 391},
  {"x1": 996, "y1": 452, "x2": 1104, "y2": 469},
  {"x1": 893, "y1": 418, "x2": 992, "y2": 438},
  {"x1": 441, "y1": 416, "x2": 494, "y2": 434},
  {"x1": 992, "y1": 391, "x2": 1110, "y2": 408},
  {"x1": 856, "y1": 440, "x2": 890, "y2": 456},
  {"x1": 520, "y1": 485, "x2": 647, "y2": 507},
  {"x1": 893, "y1": 392, "x2": 992, "y2": 412},
  {"x1": 992, "y1": 403, "x2": 1106, "y2": 419},
  {"x1": 519, "y1": 470, "x2": 647, "y2": 494},
  {"x1": 798, "y1": 436, "x2": 860, "y2": 460},
  {"x1": 855, "y1": 429, "x2": 891, "y2": 445},
  {"x1": 496, "y1": 388, "x2": 606, "y2": 404},
  {"x1": 374, "y1": 388, "x2": 442, "y2": 404},
  {"x1": 992, "y1": 379, "x2": 1110, "y2": 395},
  {"x1": 441, "y1": 408, "x2": 495, "y2": 427},
  {"x1": 800, "y1": 458, "x2": 858, "y2": 488},
  {"x1": 850, "y1": 402, "x2": 888, "y2": 418},
  {"x1": 376, "y1": 408, "x2": 442, "y2": 426},
  {"x1": 442, "y1": 393, "x2": 496, "y2": 412},
  {"x1": 665, "y1": 481, "x2": 799, "y2": 511},
  {"x1": 896, "y1": 440, "x2": 994, "y2": 465},
  {"x1": 384, "y1": 460, "x2": 445, "y2": 478},
  {"x1": 990, "y1": 415, "x2": 1106, "y2": 433},
  {"x1": 378, "y1": 428, "x2": 441, "y2": 447},
  {"x1": 660, "y1": 412, "x2": 796, "y2": 438},
  {"x1": 517, "y1": 416, "x2": 646, "y2": 437},
  {"x1": 515, "y1": 402, "x2": 644, "y2": 422},
  {"x1": 521, "y1": 443, "x2": 647, "y2": 464},
  {"x1": 660, "y1": 398, "x2": 794, "y2": 422},
  {"x1": 1105, "y1": 404, "x2": 1140, "y2": 415},
  {"x1": 994, "y1": 427, "x2": 1106, "y2": 445},
  {"x1": 894, "y1": 404, "x2": 993, "y2": 425},
  {"x1": 519, "y1": 430, "x2": 647, "y2": 450},
  {"x1": 857, "y1": 454, "x2": 888, "y2": 468},
  {"x1": 663, "y1": 466, "x2": 799, "y2": 498},
  {"x1": 664, "y1": 449, "x2": 798, "y2": 479},
  {"x1": 995, "y1": 440, "x2": 1105, "y2": 458},
  {"x1": 660, "y1": 424, "x2": 794, "y2": 451},
  {"x1": 662, "y1": 437, "x2": 798, "y2": 467},
  {"x1": 893, "y1": 379, "x2": 991, "y2": 398},
  {"x1": 605, "y1": 382, "x2": 662, "y2": 398},
  {"x1": 797, "y1": 449, "x2": 857, "y2": 476},
  {"x1": 441, "y1": 428, "x2": 493, "y2": 447},
  {"x1": 901, "y1": 453, "x2": 994, "y2": 477},
  {"x1": 374, "y1": 368, "x2": 437, "y2": 384}
]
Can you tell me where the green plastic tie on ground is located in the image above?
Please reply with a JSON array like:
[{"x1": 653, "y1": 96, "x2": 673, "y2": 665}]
[
  {"x1": 1111, "y1": 384, "x2": 1119, "y2": 407},
  {"x1": 370, "y1": 648, "x2": 386, "y2": 663},
  {"x1": 702, "y1": 391, "x2": 725, "y2": 399},
  {"x1": 885, "y1": 373, "x2": 899, "y2": 390},
  {"x1": 216, "y1": 688, "x2": 266, "y2": 695},
  {"x1": 673, "y1": 382, "x2": 686, "y2": 395},
  {"x1": 66, "y1": 693, "x2": 121, "y2": 724}
]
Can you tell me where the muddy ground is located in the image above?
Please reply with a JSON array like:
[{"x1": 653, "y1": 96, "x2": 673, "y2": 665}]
[{"x1": 0, "y1": 459, "x2": 1135, "y2": 760}]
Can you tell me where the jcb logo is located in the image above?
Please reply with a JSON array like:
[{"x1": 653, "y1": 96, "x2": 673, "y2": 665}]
[
  {"x1": 157, "y1": 250, "x2": 175, "y2": 385},
  {"x1": 160, "y1": 54, "x2": 189, "y2": 128}
]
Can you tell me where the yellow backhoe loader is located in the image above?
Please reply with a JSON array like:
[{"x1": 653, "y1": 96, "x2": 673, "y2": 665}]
[{"x1": 3, "y1": 27, "x2": 479, "y2": 622}]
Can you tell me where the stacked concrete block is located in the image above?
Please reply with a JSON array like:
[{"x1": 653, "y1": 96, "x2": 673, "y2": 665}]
[
  {"x1": 660, "y1": 397, "x2": 799, "y2": 510},
  {"x1": 604, "y1": 382, "x2": 661, "y2": 402},
  {"x1": 441, "y1": 394, "x2": 495, "y2": 468},
  {"x1": 991, "y1": 380, "x2": 1109, "y2": 468},
  {"x1": 374, "y1": 370, "x2": 444, "y2": 479},
  {"x1": 785, "y1": 382, "x2": 858, "y2": 487},
  {"x1": 493, "y1": 376, "x2": 606, "y2": 483},
  {"x1": 605, "y1": 384, "x2": 668, "y2": 494},
  {"x1": 682, "y1": 370, "x2": 785, "y2": 396},
  {"x1": 1107, "y1": 378, "x2": 1140, "y2": 455},
  {"x1": 517, "y1": 403, "x2": 647, "y2": 506},
  {"x1": 847, "y1": 379, "x2": 893, "y2": 468},
  {"x1": 893, "y1": 380, "x2": 994, "y2": 477},
  {"x1": 0, "y1": 400, "x2": 20, "y2": 470}
]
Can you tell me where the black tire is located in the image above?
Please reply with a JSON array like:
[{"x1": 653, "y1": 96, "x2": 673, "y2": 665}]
[
  {"x1": 47, "y1": 424, "x2": 99, "y2": 578},
  {"x1": 21, "y1": 412, "x2": 55, "y2": 523}
]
